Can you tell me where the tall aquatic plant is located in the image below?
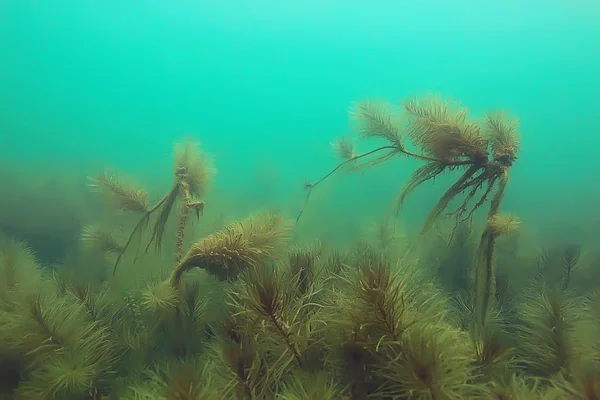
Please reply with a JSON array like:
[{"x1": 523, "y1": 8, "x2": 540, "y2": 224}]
[
  {"x1": 299, "y1": 94, "x2": 521, "y2": 328},
  {"x1": 88, "y1": 138, "x2": 295, "y2": 306},
  {"x1": 88, "y1": 138, "x2": 215, "y2": 275}
]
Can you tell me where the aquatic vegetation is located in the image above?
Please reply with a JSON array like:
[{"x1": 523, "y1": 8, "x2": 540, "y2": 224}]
[
  {"x1": 94, "y1": 138, "x2": 216, "y2": 276},
  {"x1": 299, "y1": 94, "x2": 521, "y2": 329},
  {"x1": 88, "y1": 170, "x2": 150, "y2": 215},
  {"x1": 299, "y1": 96, "x2": 519, "y2": 226},
  {"x1": 517, "y1": 282, "x2": 584, "y2": 379},
  {"x1": 2, "y1": 209, "x2": 600, "y2": 399},
  {"x1": 1, "y1": 108, "x2": 599, "y2": 400},
  {"x1": 0, "y1": 239, "x2": 119, "y2": 399},
  {"x1": 170, "y1": 212, "x2": 292, "y2": 287}
]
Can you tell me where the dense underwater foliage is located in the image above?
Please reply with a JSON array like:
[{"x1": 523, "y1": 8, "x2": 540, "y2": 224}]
[{"x1": 1, "y1": 94, "x2": 600, "y2": 400}]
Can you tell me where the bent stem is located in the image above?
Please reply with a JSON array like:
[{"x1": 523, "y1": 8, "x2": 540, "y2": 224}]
[
  {"x1": 295, "y1": 144, "x2": 471, "y2": 224},
  {"x1": 169, "y1": 255, "x2": 197, "y2": 290},
  {"x1": 295, "y1": 145, "x2": 396, "y2": 224},
  {"x1": 473, "y1": 168, "x2": 509, "y2": 328},
  {"x1": 113, "y1": 175, "x2": 205, "y2": 276},
  {"x1": 112, "y1": 192, "x2": 173, "y2": 275}
]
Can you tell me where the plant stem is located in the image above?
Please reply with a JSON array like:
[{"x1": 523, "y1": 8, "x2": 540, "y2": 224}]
[
  {"x1": 112, "y1": 193, "x2": 172, "y2": 275},
  {"x1": 473, "y1": 169, "x2": 508, "y2": 327},
  {"x1": 174, "y1": 184, "x2": 191, "y2": 268},
  {"x1": 311, "y1": 145, "x2": 398, "y2": 189},
  {"x1": 296, "y1": 144, "x2": 477, "y2": 224},
  {"x1": 270, "y1": 314, "x2": 303, "y2": 367}
]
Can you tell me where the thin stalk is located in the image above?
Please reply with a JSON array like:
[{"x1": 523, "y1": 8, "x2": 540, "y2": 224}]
[
  {"x1": 112, "y1": 193, "x2": 172, "y2": 275},
  {"x1": 270, "y1": 314, "x2": 303, "y2": 367},
  {"x1": 473, "y1": 169, "x2": 509, "y2": 327},
  {"x1": 174, "y1": 184, "x2": 191, "y2": 267},
  {"x1": 296, "y1": 144, "x2": 474, "y2": 224}
]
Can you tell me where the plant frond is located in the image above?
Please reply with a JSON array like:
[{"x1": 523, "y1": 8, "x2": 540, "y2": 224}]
[
  {"x1": 0, "y1": 235, "x2": 43, "y2": 302},
  {"x1": 547, "y1": 374, "x2": 600, "y2": 399},
  {"x1": 174, "y1": 138, "x2": 216, "y2": 198},
  {"x1": 488, "y1": 374, "x2": 547, "y2": 399},
  {"x1": 393, "y1": 161, "x2": 447, "y2": 217},
  {"x1": 141, "y1": 281, "x2": 180, "y2": 314},
  {"x1": 329, "y1": 255, "x2": 428, "y2": 353},
  {"x1": 88, "y1": 170, "x2": 149, "y2": 214},
  {"x1": 355, "y1": 258, "x2": 411, "y2": 343},
  {"x1": 423, "y1": 164, "x2": 504, "y2": 233},
  {"x1": 487, "y1": 214, "x2": 521, "y2": 236},
  {"x1": 323, "y1": 249, "x2": 351, "y2": 276},
  {"x1": 134, "y1": 358, "x2": 217, "y2": 400},
  {"x1": 517, "y1": 281, "x2": 583, "y2": 378},
  {"x1": 145, "y1": 185, "x2": 180, "y2": 253},
  {"x1": 171, "y1": 212, "x2": 292, "y2": 286},
  {"x1": 350, "y1": 100, "x2": 404, "y2": 149},
  {"x1": 483, "y1": 110, "x2": 521, "y2": 164},
  {"x1": 288, "y1": 247, "x2": 320, "y2": 296},
  {"x1": 80, "y1": 225, "x2": 124, "y2": 253},
  {"x1": 374, "y1": 323, "x2": 478, "y2": 399},
  {"x1": 278, "y1": 371, "x2": 342, "y2": 400},
  {"x1": 331, "y1": 136, "x2": 356, "y2": 160},
  {"x1": 231, "y1": 264, "x2": 304, "y2": 367},
  {"x1": 212, "y1": 335, "x2": 273, "y2": 400},
  {"x1": 464, "y1": 300, "x2": 515, "y2": 382},
  {"x1": 16, "y1": 323, "x2": 118, "y2": 399},
  {"x1": 403, "y1": 95, "x2": 488, "y2": 162},
  {"x1": 7, "y1": 295, "x2": 83, "y2": 359},
  {"x1": 348, "y1": 146, "x2": 403, "y2": 171}
]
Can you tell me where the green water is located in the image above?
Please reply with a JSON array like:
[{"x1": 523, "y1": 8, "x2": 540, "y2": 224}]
[
  {"x1": 1, "y1": 0, "x2": 599, "y2": 258},
  {"x1": 3, "y1": 2, "x2": 600, "y2": 399}
]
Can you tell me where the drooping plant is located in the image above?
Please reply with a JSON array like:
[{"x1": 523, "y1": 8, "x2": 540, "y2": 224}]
[
  {"x1": 88, "y1": 138, "x2": 215, "y2": 276},
  {"x1": 298, "y1": 94, "x2": 521, "y2": 328},
  {"x1": 87, "y1": 138, "x2": 294, "y2": 293},
  {"x1": 169, "y1": 212, "x2": 292, "y2": 288}
]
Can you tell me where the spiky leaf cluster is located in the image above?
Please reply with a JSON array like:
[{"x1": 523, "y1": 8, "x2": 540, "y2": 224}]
[
  {"x1": 88, "y1": 171, "x2": 149, "y2": 214},
  {"x1": 174, "y1": 138, "x2": 216, "y2": 198},
  {"x1": 0, "y1": 294, "x2": 118, "y2": 399},
  {"x1": 517, "y1": 283, "x2": 584, "y2": 378},
  {"x1": 403, "y1": 95, "x2": 488, "y2": 162},
  {"x1": 483, "y1": 110, "x2": 521, "y2": 165},
  {"x1": 351, "y1": 100, "x2": 404, "y2": 149},
  {"x1": 80, "y1": 224, "x2": 124, "y2": 253},
  {"x1": 171, "y1": 212, "x2": 291, "y2": 285},
  {"x1": 331, "y1": 137, "x2": 356, "y2": 160}
]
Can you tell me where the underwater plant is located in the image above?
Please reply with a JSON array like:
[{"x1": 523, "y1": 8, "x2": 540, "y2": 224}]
[
  {"x1": 169, "y1": 212, "x2": 291, "y2": 288},
  {"x1": 536, "y1": 244, "x2": 585, "y2": 291},
  {"x1": 6, "y1": 102, "x2": 600, "y2": 400},
  {"x1": 123, "y1": 357, "x2": 218, "y2": 400},
  {"x1": 320, "y1": 248, "x2": 484, "y2": 399},
  {"x1": 516, "y1": 281, "x2": 584, "y2": 380},
  {"x1": 0, "y1": 236, "x2": 121, "y2": 399},
  {"x1": 299, "y1": 94, "x2": 521, "y2": 328},
  {"x1": 89, "y1": 138, "x2": 215, "y2": 276},
  {"x1": 89, "y1": 139, "x2": 292, "y2": 289}
]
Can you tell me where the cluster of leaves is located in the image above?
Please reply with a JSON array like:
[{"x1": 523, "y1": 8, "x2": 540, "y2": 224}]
[
  {"x1": 304, "y1": 95, "x2": 521, "y2": 234},
  {"x1": 0, "y1": 236, "x2": 120, "y2": 399},
  {"x1": 3, "y1": 227, "x2": 600, "y2": 399}
]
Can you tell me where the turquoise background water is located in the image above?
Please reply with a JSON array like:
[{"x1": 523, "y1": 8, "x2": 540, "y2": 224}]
[{"x1": 1, "y1": 0, "x2": 599, "y2": 248}]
